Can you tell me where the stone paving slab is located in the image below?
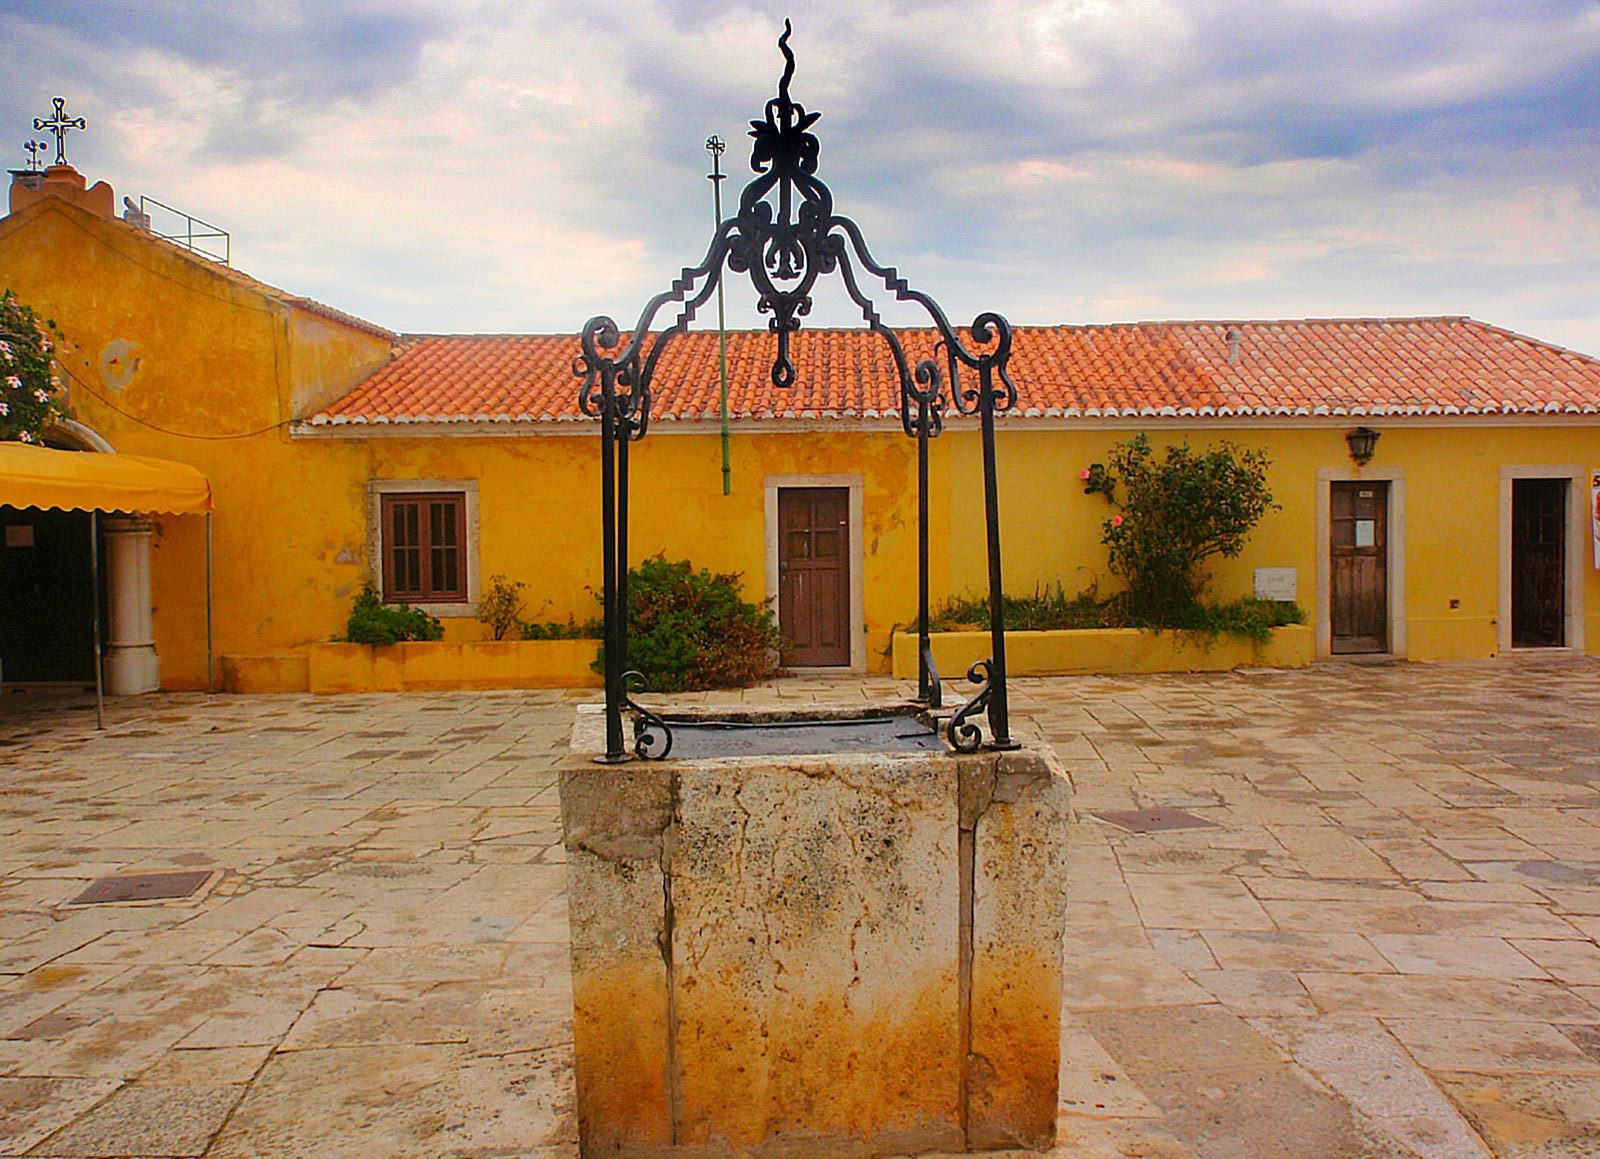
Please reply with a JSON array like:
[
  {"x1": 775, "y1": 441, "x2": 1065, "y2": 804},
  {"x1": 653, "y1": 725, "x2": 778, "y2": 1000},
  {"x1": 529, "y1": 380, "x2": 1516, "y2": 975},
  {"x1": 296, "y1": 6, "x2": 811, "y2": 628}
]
[{"x1": 1, "y1": 656, "x2": 1599, "y2": 1156}]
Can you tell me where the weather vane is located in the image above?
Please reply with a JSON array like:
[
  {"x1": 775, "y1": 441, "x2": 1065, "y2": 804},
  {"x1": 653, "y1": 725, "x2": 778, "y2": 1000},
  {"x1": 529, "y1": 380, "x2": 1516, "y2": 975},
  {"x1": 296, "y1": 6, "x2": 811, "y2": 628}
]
[
  {"x1": 22, "y1": 140, "x2": 48, "y2": 172},
  {"x1": 33, "y1": 97, "x2": 86, "y2": 167}
]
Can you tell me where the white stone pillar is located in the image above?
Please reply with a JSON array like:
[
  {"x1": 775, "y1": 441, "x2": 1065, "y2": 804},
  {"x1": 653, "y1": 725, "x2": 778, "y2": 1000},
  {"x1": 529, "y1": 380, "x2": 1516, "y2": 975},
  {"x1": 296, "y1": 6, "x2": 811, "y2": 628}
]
[{"x1": 102, "y1": 515, "x2": 160, "y2": 695}]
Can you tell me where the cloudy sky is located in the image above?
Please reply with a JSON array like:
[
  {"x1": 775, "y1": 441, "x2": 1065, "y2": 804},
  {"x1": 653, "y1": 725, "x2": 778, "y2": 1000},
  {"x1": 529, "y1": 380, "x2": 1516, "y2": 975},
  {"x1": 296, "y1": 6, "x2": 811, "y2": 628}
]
[{"x1": 4, "y1": 0, "x2": 1599, "y2": 351}]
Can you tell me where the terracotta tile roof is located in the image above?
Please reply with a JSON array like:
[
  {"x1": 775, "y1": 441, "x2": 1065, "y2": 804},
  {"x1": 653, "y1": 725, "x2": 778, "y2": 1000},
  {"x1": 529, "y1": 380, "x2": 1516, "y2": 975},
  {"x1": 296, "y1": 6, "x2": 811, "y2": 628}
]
[{"x1": 306, "y1": 318, "x2": 1600, "y2": 427}]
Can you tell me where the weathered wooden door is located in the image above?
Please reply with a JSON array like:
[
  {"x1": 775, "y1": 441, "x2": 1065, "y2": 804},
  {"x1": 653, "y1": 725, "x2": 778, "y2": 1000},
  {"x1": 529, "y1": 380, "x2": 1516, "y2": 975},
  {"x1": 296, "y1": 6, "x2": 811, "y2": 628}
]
[
  {"x1": 778, "y1": 488, "x2": 850, "y2": 667},
  {"x1": 1512, "y1": 478, "x2": 1565, "y2": 647},
  {"x1": 1330, "y1": 482, "x2": 1388, "y2": 654}
]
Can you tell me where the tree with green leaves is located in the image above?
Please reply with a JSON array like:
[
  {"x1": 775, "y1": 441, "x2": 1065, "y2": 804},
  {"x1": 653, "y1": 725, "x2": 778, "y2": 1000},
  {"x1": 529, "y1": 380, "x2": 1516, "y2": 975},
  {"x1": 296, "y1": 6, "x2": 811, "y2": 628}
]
[{"x1": 1082, "y1": 433, "x2": 1277, "y2": 622}]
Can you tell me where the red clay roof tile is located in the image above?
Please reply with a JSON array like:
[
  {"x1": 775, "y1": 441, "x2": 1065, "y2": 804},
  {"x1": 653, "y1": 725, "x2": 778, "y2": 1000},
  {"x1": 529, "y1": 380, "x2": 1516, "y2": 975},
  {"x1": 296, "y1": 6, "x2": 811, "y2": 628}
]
[{"x1": 307, "y1": 318, "x2": 1600, "y2": 426}]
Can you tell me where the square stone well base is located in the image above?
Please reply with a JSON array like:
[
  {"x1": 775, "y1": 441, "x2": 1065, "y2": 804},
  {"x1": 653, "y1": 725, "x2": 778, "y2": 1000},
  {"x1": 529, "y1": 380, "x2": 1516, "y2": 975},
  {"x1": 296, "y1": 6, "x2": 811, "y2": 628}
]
[{"x1": 558, "y1": 706, "x2": 1070, "y2": 1157}]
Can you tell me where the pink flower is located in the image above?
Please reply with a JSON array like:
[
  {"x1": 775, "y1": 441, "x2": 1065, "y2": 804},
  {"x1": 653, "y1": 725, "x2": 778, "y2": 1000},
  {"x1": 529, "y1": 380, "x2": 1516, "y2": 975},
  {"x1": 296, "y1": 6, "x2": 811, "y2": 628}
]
[
  {"x1": 0, "y1": 402, "x2": 9, "y2": 416},
  {"x1": 32, "y1": 389, "x2": 48, "y2": 403},
  {"x1": 18, "y1": 430, "x2": 33, "y2": 443},
  {"x1": 3, "y1": 376, "x2": 19, "y2": 390},
  {"x1": 1112, "y1": 515, "x2": 1124, "y2": 527},
  {"x1": 1079, "y1": 468, "x2": 1091, "y2": 480}
]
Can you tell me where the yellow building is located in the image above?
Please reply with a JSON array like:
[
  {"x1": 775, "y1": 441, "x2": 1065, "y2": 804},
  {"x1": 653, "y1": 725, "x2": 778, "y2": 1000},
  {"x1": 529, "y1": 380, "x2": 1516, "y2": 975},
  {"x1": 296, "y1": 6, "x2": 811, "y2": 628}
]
[{"x1": 3, "y1": 163, "x2": 1598, "y2": 693}]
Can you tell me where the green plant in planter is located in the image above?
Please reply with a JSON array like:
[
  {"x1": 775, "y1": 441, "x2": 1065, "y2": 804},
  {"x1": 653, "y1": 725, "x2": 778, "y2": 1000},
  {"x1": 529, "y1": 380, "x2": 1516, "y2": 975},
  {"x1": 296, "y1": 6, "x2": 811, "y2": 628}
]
[
  {"x1": 593, "y1": 556, "x2": 783, "y2": 692},
  {"x1": 520, "y1": 617, "x2": 599, "y2": 640},
  {"x1": 1083, "y1": 433, "x2": 1277, "y2": 624},
  {"x1": 0, "y1": 289, "x2": 68, "y2": 444},
  {"x1": 477, "y1": 574, "x2": 527, "y2": 641},
  {"x1": 343, "y1": 583, "x2": 443, "y2": 645}
]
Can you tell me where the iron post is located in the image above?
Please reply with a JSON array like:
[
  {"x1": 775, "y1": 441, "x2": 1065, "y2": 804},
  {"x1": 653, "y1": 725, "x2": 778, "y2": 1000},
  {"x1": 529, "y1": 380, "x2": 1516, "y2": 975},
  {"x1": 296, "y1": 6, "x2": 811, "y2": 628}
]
[{"x1": 708, "y1": 136, "x2": 732, "y2": 496}]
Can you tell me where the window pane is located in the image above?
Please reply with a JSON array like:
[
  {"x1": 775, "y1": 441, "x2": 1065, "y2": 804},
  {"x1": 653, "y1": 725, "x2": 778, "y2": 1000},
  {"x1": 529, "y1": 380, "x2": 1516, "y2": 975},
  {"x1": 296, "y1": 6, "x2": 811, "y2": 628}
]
[
  {"x1": 426, "y1": 499, "x2": 462, "y2": 597},
  {"x1": 432, "y1": 501, "x2": 457, "y2": 547},
  {"x1": 435, "y1": 545, "x2": 459, "y2": 593},
  {"x1": 387, "y1": 500, "x2": 423, "y2": 597}
]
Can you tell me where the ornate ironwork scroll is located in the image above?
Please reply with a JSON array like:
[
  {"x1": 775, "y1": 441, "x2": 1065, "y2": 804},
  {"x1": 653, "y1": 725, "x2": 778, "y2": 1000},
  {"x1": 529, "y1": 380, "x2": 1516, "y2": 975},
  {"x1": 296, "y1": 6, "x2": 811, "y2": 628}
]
[{"x1": 575, "y1": 20, "x2": 1019, "y2": 759}]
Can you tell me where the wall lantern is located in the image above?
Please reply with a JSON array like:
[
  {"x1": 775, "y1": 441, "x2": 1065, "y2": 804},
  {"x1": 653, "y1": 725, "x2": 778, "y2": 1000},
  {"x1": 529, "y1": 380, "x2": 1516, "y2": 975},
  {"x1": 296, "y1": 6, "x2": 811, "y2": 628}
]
[{"x1": 1345, "y1": 427, "x2": 1379, "y2": 466}]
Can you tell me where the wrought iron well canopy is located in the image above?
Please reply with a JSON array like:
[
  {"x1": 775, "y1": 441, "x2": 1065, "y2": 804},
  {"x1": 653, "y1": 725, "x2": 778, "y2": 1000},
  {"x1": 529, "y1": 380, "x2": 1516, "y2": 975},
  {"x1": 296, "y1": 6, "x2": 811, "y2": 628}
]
[{"x1": 576, "y1": 21, "x2": 1020, "y2": 761}]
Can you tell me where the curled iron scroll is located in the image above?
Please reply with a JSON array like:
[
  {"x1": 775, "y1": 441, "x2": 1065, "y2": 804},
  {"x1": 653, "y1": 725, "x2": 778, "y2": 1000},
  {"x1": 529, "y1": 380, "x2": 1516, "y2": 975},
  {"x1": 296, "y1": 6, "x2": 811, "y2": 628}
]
[
  {"x1": 948, "y1": 659, "x2": 992, "y2": 752},
  {"x1": 623, "y1": 670, "x2": 673, "y2": 760}
]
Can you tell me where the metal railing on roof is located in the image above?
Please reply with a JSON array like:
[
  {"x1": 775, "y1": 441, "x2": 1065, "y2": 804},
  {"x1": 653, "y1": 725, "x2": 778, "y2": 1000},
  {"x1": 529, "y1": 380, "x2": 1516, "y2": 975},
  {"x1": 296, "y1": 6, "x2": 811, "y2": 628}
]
[{"x1": 137, "y1": 195, "x2": 230, "y2": 266}]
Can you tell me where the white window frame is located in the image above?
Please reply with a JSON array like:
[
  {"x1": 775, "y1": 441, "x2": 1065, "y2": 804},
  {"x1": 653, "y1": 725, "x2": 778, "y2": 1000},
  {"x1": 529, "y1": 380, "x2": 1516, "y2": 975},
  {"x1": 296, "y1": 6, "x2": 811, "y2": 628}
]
[
  {"x1": 764, "y1": 474, "x2": 867, "y2": 672},
  {"x1": 367, "y1": 478, "x2": 481, "y2": 617},
  {"x1": 1498, "y1": 465, "x2": 1587, "y2": 654}
]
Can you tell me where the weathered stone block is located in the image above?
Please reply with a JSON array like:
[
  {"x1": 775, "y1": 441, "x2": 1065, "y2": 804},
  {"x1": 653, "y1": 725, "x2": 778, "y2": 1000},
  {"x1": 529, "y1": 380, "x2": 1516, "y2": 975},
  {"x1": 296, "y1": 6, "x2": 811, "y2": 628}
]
[{"x1": 559, "y1": 710, "x2": 1069, "y2": 1158}]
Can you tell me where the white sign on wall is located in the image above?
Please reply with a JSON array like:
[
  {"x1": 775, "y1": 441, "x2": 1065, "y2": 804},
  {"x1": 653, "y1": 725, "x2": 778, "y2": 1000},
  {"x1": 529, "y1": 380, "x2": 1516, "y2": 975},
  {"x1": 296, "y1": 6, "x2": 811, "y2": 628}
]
[{"x1": 1254, "y1": 567, "x2": 1297, "y2": 602}]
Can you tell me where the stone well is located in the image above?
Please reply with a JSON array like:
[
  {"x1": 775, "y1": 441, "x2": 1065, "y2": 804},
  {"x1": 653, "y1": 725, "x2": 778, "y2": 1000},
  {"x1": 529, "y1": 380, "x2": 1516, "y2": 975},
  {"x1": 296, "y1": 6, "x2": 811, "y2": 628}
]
[{"x1": 558, "y1": 705, "x2": 1070, "y2": 1157}]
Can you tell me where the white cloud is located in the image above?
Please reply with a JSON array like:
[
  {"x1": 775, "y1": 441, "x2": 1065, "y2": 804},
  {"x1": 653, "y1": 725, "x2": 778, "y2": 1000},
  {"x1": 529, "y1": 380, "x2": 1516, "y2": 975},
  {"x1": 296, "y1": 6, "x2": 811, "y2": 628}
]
[{"x1": 1, "y1": 0, "x2": 1597, "y2": 353}]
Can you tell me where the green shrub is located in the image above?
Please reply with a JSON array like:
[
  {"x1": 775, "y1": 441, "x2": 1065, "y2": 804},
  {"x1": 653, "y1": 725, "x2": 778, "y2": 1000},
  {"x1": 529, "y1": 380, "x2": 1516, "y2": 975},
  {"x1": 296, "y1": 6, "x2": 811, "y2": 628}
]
[
  {"x1": 477, "y1": 574, "x2": 527, "y2": 640},
  {"x1": 343, "y1": 583, "x2": 444, "y2": 645},
  {"x1": 520, "y1": 617, "x2": 600, "y2": 640},
  {"x1": 931, "y1": 584, "x2": 1304, "y2": 644},
  {"x1": 1084, "y1": 433, "x2": 1277, "y2": 623},
  {"x1": 594, "y1": 556, "x2": 782, "y2": 692},
  {"x1": 930, "y1": 582, "x2": 1107, "y2": 632},
  {"x1": 1158, "y1": 596, "x2": 1306, "y2": 644}
]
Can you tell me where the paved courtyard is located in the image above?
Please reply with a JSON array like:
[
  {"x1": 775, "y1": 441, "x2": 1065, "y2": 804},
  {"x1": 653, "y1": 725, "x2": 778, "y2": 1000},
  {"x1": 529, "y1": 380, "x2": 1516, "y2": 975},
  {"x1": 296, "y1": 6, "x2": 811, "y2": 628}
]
[{"x1": 2, "y1": 656, "x2": 1599, "y2": 1157}]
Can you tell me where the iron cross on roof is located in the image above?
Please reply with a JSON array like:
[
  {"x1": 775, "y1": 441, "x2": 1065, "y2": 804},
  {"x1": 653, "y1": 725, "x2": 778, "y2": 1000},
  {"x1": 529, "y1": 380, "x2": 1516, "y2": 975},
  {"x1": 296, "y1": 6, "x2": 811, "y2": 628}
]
[{"x1": 33, "y1": 97, "x2": 86, "y2": 167}]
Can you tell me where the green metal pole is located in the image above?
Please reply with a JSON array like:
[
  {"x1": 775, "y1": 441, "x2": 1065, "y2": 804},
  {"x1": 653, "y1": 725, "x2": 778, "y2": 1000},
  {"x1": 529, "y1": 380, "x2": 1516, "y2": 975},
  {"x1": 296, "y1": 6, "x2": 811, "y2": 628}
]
[{"x1": 707, "y1": 136, "x2": 731, "y2": 496}]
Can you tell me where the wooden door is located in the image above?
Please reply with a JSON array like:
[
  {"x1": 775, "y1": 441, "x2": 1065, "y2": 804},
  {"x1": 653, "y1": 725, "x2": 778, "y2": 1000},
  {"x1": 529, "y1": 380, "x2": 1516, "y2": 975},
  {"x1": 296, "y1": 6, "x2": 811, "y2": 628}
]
[
  {"x1": 1330, "y1": 482, "x2": 1388, "y2": 654},
  {"x1": 1512, "y1": 478, "x2": 1565, "y2": 647},
  {"x1": 778, "y1": 488, "x2": 850, "y2": 667}
]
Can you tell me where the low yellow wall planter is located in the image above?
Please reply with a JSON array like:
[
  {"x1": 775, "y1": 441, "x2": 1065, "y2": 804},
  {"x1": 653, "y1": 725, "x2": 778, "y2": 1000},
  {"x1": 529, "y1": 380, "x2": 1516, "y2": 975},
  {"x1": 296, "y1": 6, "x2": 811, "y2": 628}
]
[
  {"x1": 891, "y1": 625, "x2": 1313, "y2": 679},
  {"x1": 304, "y1": 639, "x2": 602, "y2": 694}
]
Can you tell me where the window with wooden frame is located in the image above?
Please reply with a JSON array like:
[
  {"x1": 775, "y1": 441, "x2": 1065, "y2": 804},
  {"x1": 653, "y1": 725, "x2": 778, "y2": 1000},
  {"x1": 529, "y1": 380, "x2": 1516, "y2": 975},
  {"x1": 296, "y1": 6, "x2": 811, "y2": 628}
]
[{"x1": 380, "y1": 492, "x2": 467, "y2": 603}]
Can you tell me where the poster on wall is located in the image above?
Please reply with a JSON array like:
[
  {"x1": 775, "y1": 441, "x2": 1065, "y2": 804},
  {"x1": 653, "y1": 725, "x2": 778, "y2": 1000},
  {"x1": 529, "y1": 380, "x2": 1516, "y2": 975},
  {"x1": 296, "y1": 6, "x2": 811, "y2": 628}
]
[{"x1": 1592, "y1": 469, "x2": 1600, "y2": 569}]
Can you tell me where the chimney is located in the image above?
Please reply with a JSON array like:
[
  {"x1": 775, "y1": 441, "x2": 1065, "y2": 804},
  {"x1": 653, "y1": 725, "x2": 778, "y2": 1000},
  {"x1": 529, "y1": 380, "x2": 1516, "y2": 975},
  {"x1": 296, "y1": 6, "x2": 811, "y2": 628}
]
[
  {"x1": 1226, "y1": 327, "x2": 1242, "y2": 365},
  {"x1": 8, "y1": 164, "x2": 116, "y2": 220}
]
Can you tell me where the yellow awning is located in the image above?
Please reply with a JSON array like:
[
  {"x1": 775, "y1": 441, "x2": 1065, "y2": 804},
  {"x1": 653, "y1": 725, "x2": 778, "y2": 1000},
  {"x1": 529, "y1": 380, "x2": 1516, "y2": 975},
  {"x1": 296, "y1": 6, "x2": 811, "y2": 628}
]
[{"x1": 0, "y1": 443, "x2": 212, "y2": 515}]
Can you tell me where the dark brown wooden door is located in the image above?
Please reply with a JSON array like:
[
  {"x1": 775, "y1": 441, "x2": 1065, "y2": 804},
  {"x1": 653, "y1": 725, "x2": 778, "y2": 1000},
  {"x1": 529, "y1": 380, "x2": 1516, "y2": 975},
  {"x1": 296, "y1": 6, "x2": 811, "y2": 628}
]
[
  {"x1": 778, "y1": 488, "x2": 850, "y2": 666},
  {"x1": 1330, "y1": 482, "x2": 1388, "y2": 654},
  {"x1": 1512, "y1": 478, "x2": 1565, "y2": 647}
]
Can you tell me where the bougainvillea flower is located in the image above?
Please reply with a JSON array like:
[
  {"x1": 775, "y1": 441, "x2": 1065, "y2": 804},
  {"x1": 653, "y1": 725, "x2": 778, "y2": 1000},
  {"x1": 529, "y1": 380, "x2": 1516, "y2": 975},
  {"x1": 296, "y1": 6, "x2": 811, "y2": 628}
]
[{"x1": 1112, "y1": 515, "x2": 1124, "y2": 527}]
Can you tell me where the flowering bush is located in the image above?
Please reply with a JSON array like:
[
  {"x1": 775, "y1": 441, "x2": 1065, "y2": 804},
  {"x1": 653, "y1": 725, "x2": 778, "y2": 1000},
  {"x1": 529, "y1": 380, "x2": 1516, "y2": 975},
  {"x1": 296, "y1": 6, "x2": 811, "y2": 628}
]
[
  {"x1": 0, "y1": 290, "x2": 66, "y2": 444},
  {"x1": 1083, "y1": 433, "x2": 1277, "y2": 622}
]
